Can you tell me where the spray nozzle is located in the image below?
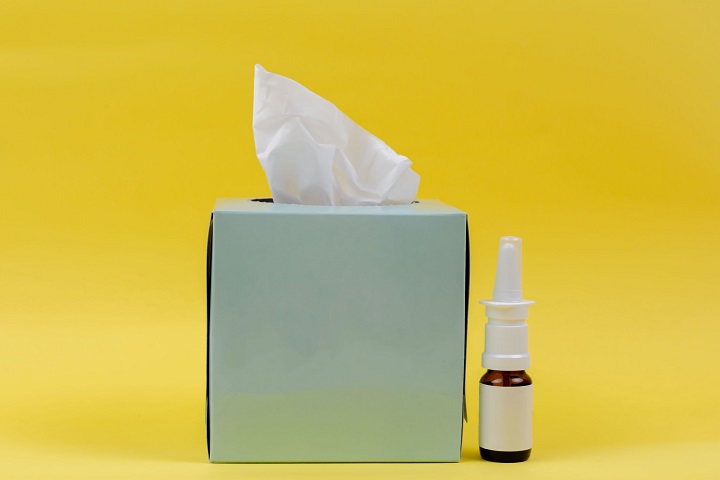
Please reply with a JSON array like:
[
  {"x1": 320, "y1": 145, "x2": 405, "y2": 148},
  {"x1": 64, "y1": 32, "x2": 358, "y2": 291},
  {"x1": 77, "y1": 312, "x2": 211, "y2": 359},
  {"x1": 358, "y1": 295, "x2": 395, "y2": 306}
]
[
  {"x1": 480, "y1": 236, "x2": 535, "y2": 370},
  {"x1": 481, "y1": 236, "x2": 534, "y2": 308},
  {"x1": 492, "y1": 236, "x2": 523, "y2": 303}
]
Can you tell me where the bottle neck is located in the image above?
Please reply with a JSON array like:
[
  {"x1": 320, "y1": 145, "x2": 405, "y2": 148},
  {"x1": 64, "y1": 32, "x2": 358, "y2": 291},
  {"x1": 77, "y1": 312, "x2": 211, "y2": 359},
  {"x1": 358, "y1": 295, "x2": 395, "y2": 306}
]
[
  {"x1": 482, "y1": 319, "x2": 530, "y2": 370},
  {"x1": 480, "y1": 369, "x2": 532, "y2": 387}
]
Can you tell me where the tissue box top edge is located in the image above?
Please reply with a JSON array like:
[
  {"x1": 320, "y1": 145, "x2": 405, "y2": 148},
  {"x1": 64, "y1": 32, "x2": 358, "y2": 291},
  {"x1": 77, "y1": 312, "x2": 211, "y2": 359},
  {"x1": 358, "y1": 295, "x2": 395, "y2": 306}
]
[{"x1": 213, "y1": 198, "x2": 465, "y2": 216}]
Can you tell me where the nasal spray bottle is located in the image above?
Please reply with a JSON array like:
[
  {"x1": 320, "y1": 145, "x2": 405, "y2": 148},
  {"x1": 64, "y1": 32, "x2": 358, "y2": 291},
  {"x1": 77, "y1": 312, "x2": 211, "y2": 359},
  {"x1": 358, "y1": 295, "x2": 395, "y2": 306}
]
[{"x1": 479, "y1": 236, "x2": 534, "y2": 462}]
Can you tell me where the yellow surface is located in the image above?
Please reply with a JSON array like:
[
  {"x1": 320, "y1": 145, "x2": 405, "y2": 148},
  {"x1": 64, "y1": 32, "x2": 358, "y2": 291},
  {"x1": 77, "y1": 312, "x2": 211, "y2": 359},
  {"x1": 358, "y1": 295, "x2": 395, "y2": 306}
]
[{"x1": 1, "y1": 1, "x2": 719, "y2": 478}]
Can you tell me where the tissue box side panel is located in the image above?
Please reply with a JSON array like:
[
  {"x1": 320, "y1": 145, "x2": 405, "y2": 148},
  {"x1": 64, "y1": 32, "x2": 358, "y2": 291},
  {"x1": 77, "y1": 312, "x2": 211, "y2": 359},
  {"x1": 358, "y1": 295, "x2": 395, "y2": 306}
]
[
  {"x1": 205, "y1": 215, "x2": 214, "y2": 459},
  {"x1": 208, "y1": 208, "x2": 466, "y2": 462},
  {"x1": 460, "y1": 221, "x2": 470, "y2": 452}
]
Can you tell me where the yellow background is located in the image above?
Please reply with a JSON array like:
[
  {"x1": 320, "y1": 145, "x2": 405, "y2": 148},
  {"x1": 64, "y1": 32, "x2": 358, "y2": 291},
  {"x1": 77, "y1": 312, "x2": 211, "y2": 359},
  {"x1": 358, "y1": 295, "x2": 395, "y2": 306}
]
[{"x1": 2, "y1": 1, "x2": 719, "y2": 478}]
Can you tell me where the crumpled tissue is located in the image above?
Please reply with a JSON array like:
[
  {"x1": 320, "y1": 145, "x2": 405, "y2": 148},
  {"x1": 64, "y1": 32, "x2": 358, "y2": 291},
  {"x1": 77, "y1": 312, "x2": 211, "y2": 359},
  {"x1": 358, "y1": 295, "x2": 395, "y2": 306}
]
[{"x1": 252, "y1": 65, "x2": 420, "y2": 206}]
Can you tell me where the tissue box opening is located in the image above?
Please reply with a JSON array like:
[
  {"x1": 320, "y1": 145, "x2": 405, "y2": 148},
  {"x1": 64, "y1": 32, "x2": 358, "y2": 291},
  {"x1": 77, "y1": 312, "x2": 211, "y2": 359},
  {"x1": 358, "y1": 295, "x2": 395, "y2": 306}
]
[
  {"x1": 251, "y1": 198, "x2": 421, "y2": 205},
  {"x1": 206, "y1": 198, "x2": 468, "y2": 463}
]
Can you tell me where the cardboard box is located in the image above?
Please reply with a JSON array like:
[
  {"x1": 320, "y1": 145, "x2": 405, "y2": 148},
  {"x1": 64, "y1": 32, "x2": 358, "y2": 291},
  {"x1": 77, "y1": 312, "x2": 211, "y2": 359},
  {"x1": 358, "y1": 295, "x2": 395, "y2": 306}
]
[{"x1": 206, "y1": 198, "x2": 468, "y2": 462}]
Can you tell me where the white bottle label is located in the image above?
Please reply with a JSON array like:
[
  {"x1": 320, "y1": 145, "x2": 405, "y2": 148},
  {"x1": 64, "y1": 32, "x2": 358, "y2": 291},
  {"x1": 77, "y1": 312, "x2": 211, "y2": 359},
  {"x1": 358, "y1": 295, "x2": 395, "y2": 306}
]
[{"x1": 479, "y1": 384, "x2": 533, "y2": 452}]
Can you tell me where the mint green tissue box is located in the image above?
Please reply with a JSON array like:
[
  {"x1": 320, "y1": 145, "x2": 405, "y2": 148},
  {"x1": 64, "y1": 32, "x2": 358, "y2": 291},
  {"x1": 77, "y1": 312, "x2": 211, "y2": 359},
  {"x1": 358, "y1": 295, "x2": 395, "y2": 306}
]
[{"x1": 206, "y1": 198, "x2": 468, "y2": 463}]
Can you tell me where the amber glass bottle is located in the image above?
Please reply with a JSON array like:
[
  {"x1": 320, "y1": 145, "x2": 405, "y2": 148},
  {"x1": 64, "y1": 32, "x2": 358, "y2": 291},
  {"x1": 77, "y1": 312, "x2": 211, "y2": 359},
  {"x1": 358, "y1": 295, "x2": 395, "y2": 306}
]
[
  {"x1": 479, "y1": 236, "x2": 534, "y2": 463},
  {"x1": 479, "y1": 370, "x2": 533, "y2": 462}
]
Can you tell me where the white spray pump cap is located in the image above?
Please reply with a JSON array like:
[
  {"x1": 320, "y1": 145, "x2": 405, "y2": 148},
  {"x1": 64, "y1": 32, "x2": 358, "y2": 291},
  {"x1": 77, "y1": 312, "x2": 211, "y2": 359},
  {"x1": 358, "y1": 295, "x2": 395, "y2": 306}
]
[{"x1": 480, "y1": 236, "x2": 534, "y2": 371}]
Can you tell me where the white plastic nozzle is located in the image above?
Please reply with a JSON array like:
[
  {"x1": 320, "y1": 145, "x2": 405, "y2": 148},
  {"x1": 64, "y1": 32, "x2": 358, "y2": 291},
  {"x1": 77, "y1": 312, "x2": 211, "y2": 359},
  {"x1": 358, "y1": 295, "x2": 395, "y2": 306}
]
[
  {"x1": 491, "y1": 236, "x2": 523, "y2": 303},
  {"x1": 480, "y1": 236, "x2": 534, "y2": 371}
]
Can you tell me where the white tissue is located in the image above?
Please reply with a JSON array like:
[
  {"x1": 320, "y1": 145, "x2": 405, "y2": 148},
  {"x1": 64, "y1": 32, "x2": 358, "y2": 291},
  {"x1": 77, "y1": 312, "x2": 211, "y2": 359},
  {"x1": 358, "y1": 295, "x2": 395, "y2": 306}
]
[{"x1": 252, "y1": 65, "x2": 420, "y2": 206}]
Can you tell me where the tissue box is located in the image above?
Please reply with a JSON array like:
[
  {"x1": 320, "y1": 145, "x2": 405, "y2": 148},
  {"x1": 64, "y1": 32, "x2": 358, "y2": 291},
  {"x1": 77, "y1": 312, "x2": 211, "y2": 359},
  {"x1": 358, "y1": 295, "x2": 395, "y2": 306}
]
[{"x1": 206, "y1": 198, "x2": 468, "y2": 462}]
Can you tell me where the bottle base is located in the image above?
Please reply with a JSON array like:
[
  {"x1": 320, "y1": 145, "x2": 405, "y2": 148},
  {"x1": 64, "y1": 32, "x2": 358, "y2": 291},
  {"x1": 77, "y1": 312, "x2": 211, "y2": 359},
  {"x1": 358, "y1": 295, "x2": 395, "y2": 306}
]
[{"x1": 480, "y1": 447, "x2": 531, "y2": 463}]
